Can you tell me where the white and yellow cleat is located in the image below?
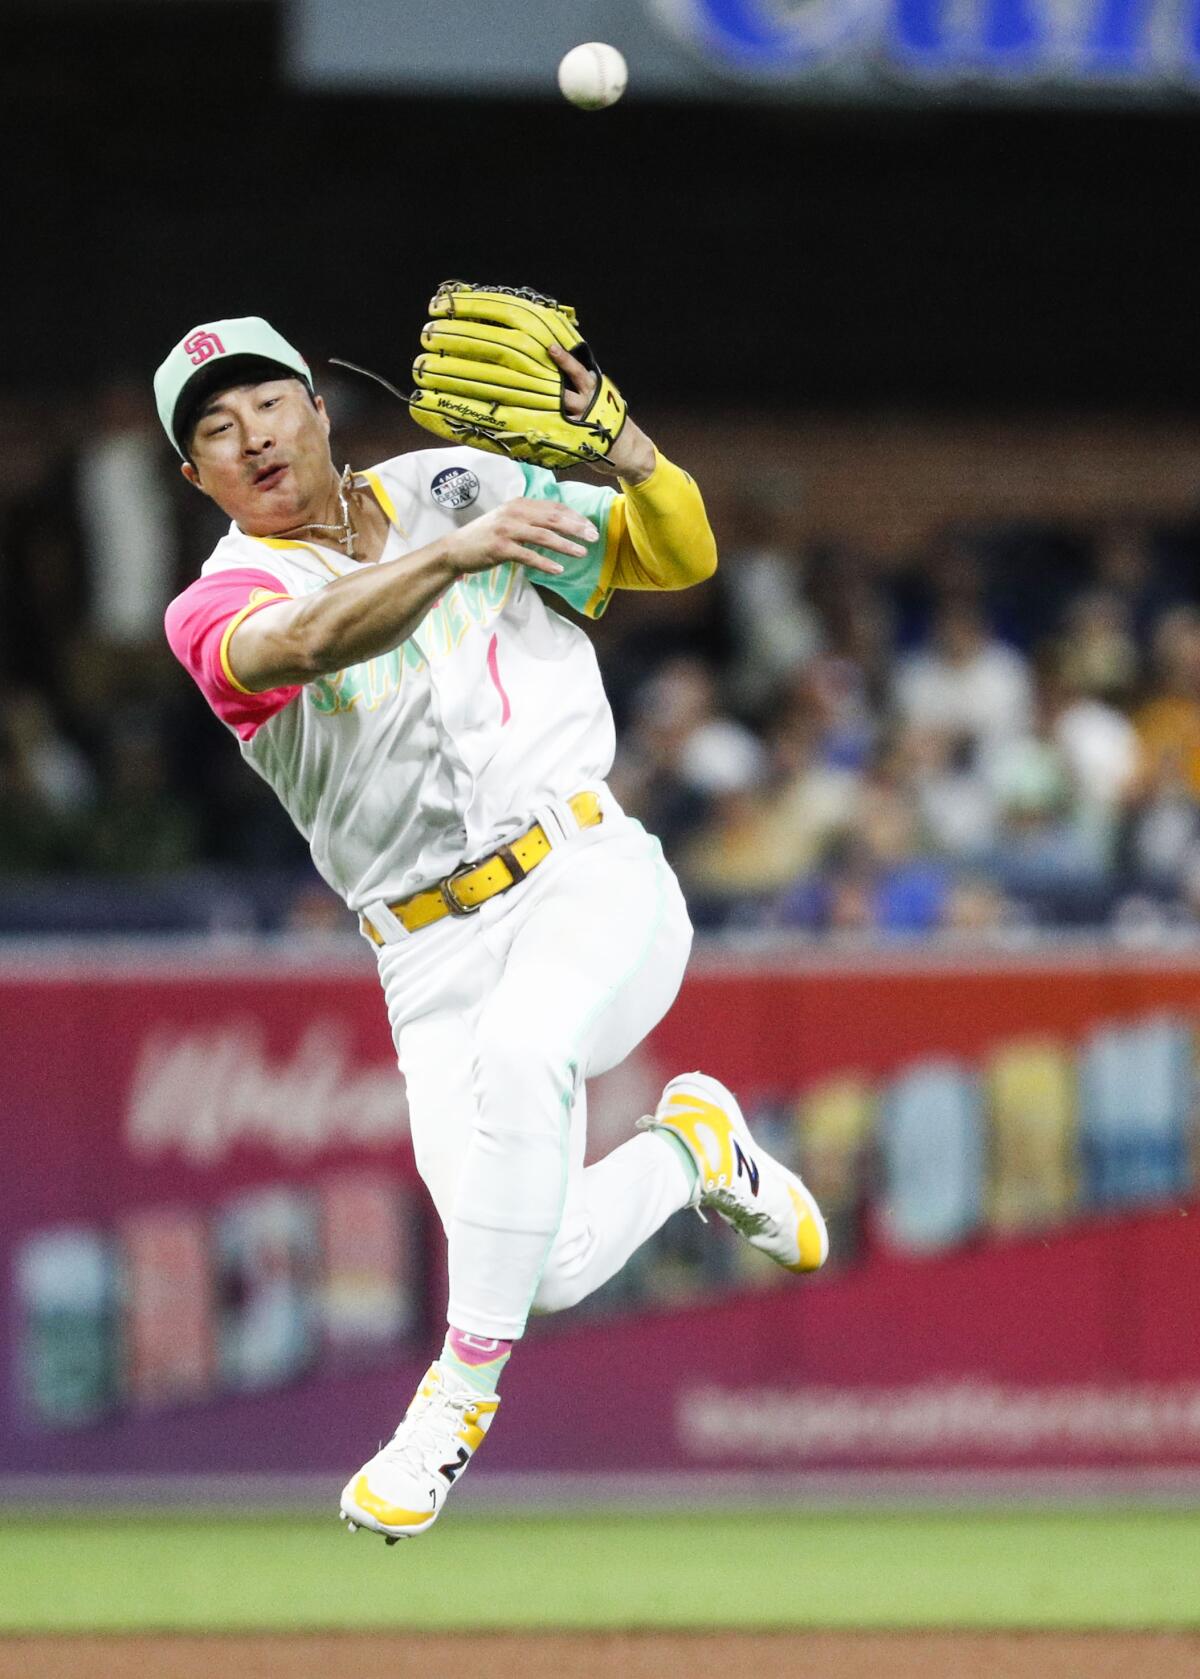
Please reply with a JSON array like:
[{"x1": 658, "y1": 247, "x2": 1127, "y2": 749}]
[
  {"x1": 639, "y1": 1071, "x2": 829, "y2": 1273},
  {"x1": 338, "y1": 1362, "x2": 500, "y2": 1543}
]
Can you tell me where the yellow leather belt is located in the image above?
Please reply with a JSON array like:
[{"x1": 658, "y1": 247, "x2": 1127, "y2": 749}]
[{"x1": 362, "y1": 791, "x2": 603, "y2": 943}]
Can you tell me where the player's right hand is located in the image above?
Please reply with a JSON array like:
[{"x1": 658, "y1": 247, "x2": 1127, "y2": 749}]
[{"x1": 445, "y1": 498, "x2": 597, "y2": 578}]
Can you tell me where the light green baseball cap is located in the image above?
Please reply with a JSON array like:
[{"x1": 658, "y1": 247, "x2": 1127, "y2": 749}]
[{"x1": 153, "y1": 315, "x2": 313, "y2": 457}]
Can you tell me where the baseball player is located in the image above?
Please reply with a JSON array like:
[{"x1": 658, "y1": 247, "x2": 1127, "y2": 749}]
[{"x1": 156, "y1": 289, "x2": 828, "y2": 1542}]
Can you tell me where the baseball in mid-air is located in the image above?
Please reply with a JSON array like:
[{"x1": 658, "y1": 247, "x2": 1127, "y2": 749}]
[{"x1": 557, "y1": 42, "x2": 628, "y2": 110}]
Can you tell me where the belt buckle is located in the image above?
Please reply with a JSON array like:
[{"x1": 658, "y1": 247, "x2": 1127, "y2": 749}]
[{"x1": 440, "y1": 860, "x2": 483, "y2": 917}]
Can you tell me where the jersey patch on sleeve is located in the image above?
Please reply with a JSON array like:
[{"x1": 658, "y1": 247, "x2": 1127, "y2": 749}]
[{"x1": 164, "y1": 567, "x2": 302, "y2": 740}]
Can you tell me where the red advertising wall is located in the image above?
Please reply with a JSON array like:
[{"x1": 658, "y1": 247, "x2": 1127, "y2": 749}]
[{"x1": 1, "y1": 945, "x2": 1197, "y2": 1485}]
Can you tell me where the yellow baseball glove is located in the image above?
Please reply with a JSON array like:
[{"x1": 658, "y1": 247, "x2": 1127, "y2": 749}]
[{"x1": 410, "y1": 281, "x2": 628, "y2": 471}]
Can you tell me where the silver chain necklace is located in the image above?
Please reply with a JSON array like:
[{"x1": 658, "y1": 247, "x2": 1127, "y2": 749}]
[{"x1": 276, "y1": 465, "x2": 357, "y2": 559}]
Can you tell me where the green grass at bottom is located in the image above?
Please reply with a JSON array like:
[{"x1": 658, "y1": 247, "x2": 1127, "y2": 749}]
[{"x1": 0, "y1": 1509, "x2": 1197, "y2": 1633}]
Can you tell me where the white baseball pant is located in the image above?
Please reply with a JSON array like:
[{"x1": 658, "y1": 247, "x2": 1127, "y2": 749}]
[{"x1": 375, "y1": 800, "x2": 694, "y2": 1341}]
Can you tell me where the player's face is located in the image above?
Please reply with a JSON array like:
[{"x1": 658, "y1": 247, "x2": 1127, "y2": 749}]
[{"x1": 181, "y1": 379, "x2": 334, "y2": 534}]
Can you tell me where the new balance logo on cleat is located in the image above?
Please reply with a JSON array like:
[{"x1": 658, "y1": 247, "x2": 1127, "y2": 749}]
[
  {"x1": 734, "y1": 1140, "x2": 760, "y2": 1196},
  {"x1": 439, "y1": 1446, "x2": 470, "y2": 1485}
]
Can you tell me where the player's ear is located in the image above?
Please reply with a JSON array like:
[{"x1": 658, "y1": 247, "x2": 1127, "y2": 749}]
[
  {"x1": 180, "y1": 460, "x2": 209, "y2": 496},
  {"x1": 313, "y1": 393, "x2": 331, "y2": 436}
]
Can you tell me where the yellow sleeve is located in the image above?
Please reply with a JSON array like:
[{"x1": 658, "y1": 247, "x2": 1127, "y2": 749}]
[{"x1": 593, "y1": 451, "x2": 718, "y2": 604}]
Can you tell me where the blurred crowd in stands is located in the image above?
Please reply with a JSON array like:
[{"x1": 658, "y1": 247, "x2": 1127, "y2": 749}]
[
  {"x1": 5, "y1": 379, "x2": 1200, "y2": 939},
  {"x1": 610, "y1": 506, "x2": 1200, "y2": 938}
]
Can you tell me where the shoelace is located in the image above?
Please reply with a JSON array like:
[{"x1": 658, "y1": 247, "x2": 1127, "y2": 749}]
[{"x1": 375, "y1": 1382, "x2": 483, "y2": 1473}]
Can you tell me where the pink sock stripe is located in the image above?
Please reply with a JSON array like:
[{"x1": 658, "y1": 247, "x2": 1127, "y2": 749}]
[{"x1": 447, "y1": 1326, "x2": 513, "y2": 1368}]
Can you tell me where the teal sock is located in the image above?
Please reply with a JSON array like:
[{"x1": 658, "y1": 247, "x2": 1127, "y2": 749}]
[
  {"x1": 652, "y1": 1127, "x2": 701, "y2": 1198},
  {"x1": 440, "y1": 1327, "x2": 513, "y2": 1395}
]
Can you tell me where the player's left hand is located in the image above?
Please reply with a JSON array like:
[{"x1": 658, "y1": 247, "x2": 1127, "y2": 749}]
[{"x1": 548, "y1": 344, "x2": 657, "y2": 485}]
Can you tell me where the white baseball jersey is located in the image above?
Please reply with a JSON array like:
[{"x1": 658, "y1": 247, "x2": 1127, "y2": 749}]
[{"x1": 165, "y1": 447, "x2": 620, "y2": 911}]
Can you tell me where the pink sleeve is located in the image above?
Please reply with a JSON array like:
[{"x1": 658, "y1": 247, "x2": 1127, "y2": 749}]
[{"x1": 164, "y1": 568, "x2": 303, "y2": 740}]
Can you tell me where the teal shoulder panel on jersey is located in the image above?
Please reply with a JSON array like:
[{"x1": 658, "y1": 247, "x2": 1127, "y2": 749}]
[{"x1": 517, "y1": 463, "x2": 616, "y2": 619}]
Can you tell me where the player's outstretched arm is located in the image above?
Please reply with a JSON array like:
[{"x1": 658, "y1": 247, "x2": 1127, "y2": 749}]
[{"x1": 226, "y1": 500, "x2": 596, "y2": 693}]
